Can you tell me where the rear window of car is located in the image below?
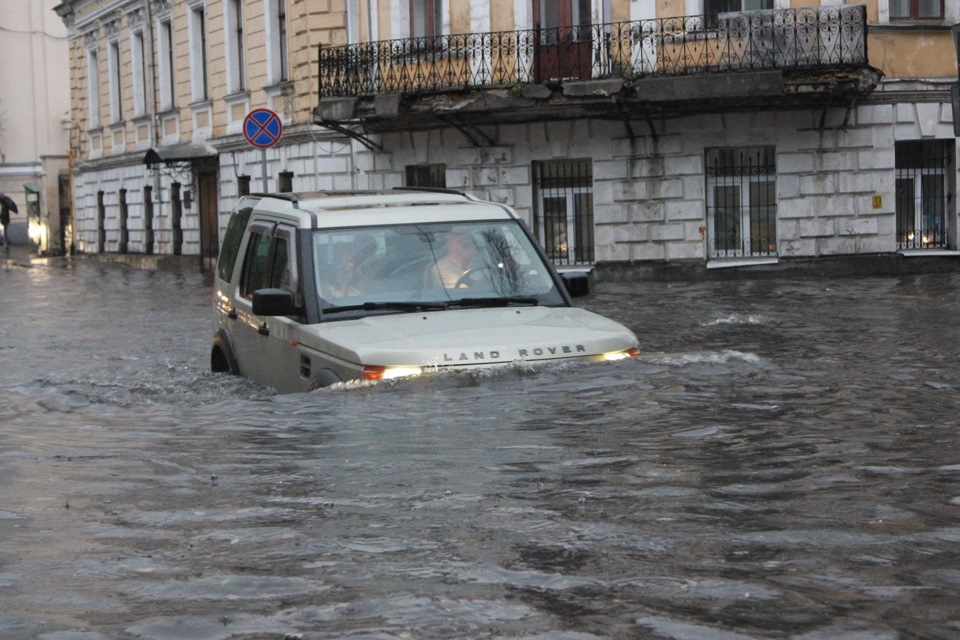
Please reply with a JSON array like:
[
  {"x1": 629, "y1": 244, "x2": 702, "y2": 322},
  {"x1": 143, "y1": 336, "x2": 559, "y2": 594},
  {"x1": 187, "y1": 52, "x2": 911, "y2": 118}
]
[{"x1": 216, "y1": 205, "x2": 253, "y2": 282}]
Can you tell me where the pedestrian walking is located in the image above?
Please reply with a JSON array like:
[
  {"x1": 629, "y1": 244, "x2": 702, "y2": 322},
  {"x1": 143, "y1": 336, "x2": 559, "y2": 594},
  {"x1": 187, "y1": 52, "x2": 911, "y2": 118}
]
[{"x1": 0, "y1": 193, "x2": 18, "y2": 255}]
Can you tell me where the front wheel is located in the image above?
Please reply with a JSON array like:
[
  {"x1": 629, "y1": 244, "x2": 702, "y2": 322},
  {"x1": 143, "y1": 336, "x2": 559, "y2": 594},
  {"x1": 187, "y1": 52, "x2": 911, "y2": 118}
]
[{"x1": 211, "y1": 330, "x2": 239, "y2": 374}]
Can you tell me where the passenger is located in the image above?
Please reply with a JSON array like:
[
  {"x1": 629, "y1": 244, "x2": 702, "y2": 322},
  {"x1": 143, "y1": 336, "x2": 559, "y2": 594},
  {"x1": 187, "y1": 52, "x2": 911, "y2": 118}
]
[
  {"x1": 425, "y1": 228, "x2": 478, "y2": 289},
  {"x1": 330, "y1": 235, "x2": 376, "y2": 299}
]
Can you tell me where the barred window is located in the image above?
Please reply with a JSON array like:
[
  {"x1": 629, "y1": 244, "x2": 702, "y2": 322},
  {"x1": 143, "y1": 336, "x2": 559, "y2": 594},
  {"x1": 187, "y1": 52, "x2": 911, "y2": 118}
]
[
  {"x1": 532, "y1": 159, "x2": 594, "y2": 265},
  {"x1": 896, "y1": 140, "x2": 952, "y2": 250},
  {"x1": 706, "y1": 147, "x2": 777, "y2": 259}
]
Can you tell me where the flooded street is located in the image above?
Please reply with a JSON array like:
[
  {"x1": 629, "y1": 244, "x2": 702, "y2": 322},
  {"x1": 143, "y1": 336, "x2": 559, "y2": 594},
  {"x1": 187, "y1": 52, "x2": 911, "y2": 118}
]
[{"x1": 1, "y1": 252, "x2": 959, "y2": 640}]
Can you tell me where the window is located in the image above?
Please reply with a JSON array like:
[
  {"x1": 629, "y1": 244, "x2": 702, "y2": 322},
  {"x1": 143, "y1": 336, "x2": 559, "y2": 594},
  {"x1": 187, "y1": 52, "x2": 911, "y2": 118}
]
[
  {"x1": 189, "y1": 5, "x2": 209, "y2": 101},
  {"x1": 86, "y1": 48, "x2": 100, "y2": 128},
  {"x1": 890, "y1": 0, "x2": 943, "y2": 20},
  {"x1": 532, "y1": 159, "x2": 594, "y2": 265},
  {"x1": 706, "y1": 147, "x2": 777, "y2": 259},
  {"x1": 158, "y1": 18, "x2": 175, "y2": 110},
  {"x1": 703, "y1": 1, "x2": 773, "y2": 29},
  {"x1": 241, "y1": 223, "x2": 298, "y2": 301},
  {"x1": 226, "y1": 0, "x2": 246, "y2": 92},
  {"x1": 267, "y1": 0, "x2": 289, "y2": 84},
  {"x1": 896, "y1": 140, "x2": 952, "y2": 250},
  {"x1": 131, "y1": 31, "x2": 147, "y2": 116},
  {"x1": 405, "y1": 164, "x2": 447, "y2": 188},
  {"x1": 108, "y1": 41, "x2": 123, "y2": 123},
  {"x1": 704, "y1": 0, "x2": 773, "y2": 14},
  {"x1": 217, "y1": 206, "x2": 253, "y2": 281},
  {"x1": 411, "y1": 0, "x2": 442, "y2": 38}
]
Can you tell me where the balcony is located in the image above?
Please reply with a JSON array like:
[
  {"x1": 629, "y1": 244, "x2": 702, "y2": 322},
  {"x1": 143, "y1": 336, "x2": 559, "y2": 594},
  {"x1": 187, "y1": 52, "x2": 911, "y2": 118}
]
[{"x1": 315, "y1": 5, "x2": 880, "y2": 144}]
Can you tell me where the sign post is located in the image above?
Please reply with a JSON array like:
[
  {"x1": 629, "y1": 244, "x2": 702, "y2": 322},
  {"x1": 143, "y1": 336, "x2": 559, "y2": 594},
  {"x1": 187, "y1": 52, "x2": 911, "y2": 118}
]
[{"x1": 242, "y1": 108, "x2": 283, "y2": 192}]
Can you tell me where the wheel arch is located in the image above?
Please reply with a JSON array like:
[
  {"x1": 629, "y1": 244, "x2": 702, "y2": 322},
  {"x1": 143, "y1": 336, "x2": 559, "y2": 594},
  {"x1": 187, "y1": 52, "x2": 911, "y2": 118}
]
[{"x1": 211, "y1": 328, "x2": 240, "y2": 374}]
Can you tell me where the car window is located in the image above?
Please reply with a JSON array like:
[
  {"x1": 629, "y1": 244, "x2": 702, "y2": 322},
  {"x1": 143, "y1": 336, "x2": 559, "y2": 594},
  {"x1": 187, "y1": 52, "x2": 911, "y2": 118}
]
[
  {"x1": 217, "y1": 204, "x2": 253, "y2": 281},
  {"x1": 240, "y1": 223, "x2": 275, "y2": 299},
  {"x1": 271, "y1": 225, "x2": 299, "y2": 297},
  {"x1": 240, "y1": 222, "x2": 301, "y2": 306},
  {"x1": 312, "y1": 220, "x2": 565, "y2": 314}
]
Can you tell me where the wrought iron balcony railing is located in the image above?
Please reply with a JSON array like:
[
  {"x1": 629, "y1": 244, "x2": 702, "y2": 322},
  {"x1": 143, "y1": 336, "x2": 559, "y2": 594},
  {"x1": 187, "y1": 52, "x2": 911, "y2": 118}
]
[{"x1": 318, "y1": 5, "x2": 867, "y2": 99}]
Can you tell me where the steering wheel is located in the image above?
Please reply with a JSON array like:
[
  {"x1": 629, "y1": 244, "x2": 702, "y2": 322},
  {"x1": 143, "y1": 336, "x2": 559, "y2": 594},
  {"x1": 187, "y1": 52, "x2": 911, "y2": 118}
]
[{"x1": 454, "y1": 265, "x2": 494, "y2": 289}]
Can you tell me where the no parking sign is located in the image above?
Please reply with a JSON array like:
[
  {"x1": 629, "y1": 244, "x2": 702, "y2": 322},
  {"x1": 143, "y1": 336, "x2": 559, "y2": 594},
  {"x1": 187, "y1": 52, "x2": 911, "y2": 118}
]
[
  {"x1": 244, "y1": 109, "x2": 283, "y2": 191},
  {"x1": 243, "y1": 108, "x2": 283, "y2": 148}
]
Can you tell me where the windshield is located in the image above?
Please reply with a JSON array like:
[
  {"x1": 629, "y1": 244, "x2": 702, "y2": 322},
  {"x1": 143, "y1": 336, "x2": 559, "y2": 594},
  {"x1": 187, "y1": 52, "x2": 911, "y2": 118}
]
[{"x1": 312, "y1": 221, "x2": 567, "y2": 317}]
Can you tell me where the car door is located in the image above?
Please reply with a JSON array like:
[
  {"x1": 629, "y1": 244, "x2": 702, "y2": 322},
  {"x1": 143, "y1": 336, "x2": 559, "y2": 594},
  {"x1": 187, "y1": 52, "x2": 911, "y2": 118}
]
[{"x1": 232, "y1": 220, "x2": 305, "y2": 392}]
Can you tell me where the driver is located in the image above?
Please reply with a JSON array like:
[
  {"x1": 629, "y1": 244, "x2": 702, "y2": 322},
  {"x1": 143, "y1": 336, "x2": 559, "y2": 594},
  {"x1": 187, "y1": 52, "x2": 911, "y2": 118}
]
[{"x1": 425, "y1": 228, "x2": 477, "y2": 289}]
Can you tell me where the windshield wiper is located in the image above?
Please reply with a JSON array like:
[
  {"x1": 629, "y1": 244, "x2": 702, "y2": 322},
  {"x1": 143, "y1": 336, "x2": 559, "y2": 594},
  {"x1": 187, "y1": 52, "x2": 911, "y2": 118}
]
[
  {"x1": 446, "y1": 297, "x2": 540, "y2": 308},
  {"x1": 323, "y1": 301, "x2": 448, "y2": 314}
]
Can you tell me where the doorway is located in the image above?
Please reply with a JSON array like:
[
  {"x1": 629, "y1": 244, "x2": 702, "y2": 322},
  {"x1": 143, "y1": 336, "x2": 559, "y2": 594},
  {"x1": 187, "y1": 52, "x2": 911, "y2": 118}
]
[
  {"x1": 532, "y1": 0, "x2": 593, "y2": 82},
  {"x1": 197, "y1": 166, "x2": 220, "y2": 268}
]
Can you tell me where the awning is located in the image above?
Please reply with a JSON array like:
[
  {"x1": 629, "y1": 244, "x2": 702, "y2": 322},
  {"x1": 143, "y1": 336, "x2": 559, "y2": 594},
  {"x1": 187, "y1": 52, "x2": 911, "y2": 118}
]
[{"x1": 143, "y1": 143, "x2": 217, "y2": 166}]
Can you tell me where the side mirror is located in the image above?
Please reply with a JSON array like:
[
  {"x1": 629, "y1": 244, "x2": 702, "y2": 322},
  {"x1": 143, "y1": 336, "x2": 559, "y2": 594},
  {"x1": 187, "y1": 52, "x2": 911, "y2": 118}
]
[
  {"x1": 252, "y1": 288, "x2": 299, "y2": 316},
  {"x1": 561, "y1": 272, "x2": 590, "y2": 298}
]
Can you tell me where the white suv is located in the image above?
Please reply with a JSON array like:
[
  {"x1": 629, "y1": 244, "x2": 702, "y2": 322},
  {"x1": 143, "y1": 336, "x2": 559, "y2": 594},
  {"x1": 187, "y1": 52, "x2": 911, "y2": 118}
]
[{"x1": 211, "y1": 189, "x2": 638, "y2": 392}]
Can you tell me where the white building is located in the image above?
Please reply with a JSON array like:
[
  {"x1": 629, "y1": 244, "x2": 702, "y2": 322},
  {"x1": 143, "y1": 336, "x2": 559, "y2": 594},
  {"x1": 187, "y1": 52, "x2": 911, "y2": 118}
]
[
  {"x1": 56, "y1": 0, "x2": 960, "y2": 277},
  {"x1": 0, "y1": 0, "x2": 70, "y2": 252}
]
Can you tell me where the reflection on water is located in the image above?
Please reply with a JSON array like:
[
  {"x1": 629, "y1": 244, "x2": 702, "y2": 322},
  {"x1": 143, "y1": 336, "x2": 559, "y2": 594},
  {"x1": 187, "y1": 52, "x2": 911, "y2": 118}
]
[{"x1": 1, "y1": 257, "x2": 959, "y2": 639}]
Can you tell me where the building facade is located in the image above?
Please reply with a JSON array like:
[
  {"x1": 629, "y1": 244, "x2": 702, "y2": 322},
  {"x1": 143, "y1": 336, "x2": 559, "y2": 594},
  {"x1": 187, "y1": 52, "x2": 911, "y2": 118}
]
[
  {"x1": 57, "y1": 0, "x2": 960, "y2": 276},
  {"x1": 55, "y1": 0, "x2": 357, "y2": 267},
  {"x1": 0, "y1": 0, "x2": 70, "y2": 253}
]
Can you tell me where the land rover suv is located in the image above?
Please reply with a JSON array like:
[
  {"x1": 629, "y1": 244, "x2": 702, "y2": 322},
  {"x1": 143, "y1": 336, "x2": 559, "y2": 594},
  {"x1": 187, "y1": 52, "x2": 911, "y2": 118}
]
[{"x1": 211, "y1": 189, "x2": 638, "y2": 393}]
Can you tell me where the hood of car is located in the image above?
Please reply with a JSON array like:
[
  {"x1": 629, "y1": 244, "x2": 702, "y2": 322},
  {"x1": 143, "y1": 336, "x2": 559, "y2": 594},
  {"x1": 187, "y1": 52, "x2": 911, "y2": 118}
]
[{"x1": 304, "y1": 306, "x2": 637, "y2": 367}]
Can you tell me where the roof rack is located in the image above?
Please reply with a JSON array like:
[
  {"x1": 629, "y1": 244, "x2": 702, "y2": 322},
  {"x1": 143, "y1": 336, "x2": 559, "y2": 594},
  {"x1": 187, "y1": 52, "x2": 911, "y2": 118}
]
[
  {"x1": 249, "y1": 192, "x2": 300, "y2": 202},
  {"x1": 391, "y1": 186, "x2": 467, "y2": 197}
]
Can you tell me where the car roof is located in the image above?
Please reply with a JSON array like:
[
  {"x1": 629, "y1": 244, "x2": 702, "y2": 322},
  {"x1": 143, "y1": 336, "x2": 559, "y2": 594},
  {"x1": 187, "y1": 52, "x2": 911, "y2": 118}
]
[{"x1": 250, "y1": 189, "x2": 517, "y2": 229}]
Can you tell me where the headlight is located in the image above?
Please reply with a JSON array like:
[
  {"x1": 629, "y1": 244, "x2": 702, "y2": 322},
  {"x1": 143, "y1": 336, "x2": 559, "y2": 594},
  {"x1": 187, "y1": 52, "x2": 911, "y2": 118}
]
[
  {"x1": 362, "y1": 365, "x2": 424, "y2": 381},
  {"x1": 602, "y1": 347, "x2": 640, "y2": 361}
]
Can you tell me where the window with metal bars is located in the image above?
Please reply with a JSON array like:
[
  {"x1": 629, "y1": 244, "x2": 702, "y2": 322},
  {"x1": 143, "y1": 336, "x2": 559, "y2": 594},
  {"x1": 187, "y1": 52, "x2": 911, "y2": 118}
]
[
  {"x1": 896, "y1": 140, "x2": 952, "y2": 250},
  {"x1": 532, "y1": 159, "x2": 594, "y2": 265},
  {"x1": 706, "y1": 147, "x2": 777, "y2": 259},
  {"x1": 404, "y1": 164, "x2": 447, "y2": 188}
]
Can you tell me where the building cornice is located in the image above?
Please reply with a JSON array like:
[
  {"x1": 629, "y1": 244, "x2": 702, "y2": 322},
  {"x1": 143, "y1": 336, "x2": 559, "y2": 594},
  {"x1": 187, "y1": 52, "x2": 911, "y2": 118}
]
[{"x1": 57, "y1": 0, "x2": 147, "y2": 34}]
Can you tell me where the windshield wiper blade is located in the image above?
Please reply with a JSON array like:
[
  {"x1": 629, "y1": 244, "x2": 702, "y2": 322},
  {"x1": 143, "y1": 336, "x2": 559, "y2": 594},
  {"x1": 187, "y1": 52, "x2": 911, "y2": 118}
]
[
  {"x1": 447, "y1": 297, "x2": 540, "y2": 308},
  {"x1": 323, "y1": 301, "x2": 448, "y2": 314}
]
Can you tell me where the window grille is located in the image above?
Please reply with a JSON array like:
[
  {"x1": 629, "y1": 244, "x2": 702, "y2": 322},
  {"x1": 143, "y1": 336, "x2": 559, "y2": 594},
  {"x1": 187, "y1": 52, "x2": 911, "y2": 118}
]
[
  {"x1": 896, "y1": 140, "x2": 952, "y2": 250},
  {"x1": 405, "y1": 164, "x2": 447, "y2": 188},
  {"x1": 532, "y1": 159, "x2": 594, "y2": 265},
  {"x1": 706, "y1": 147, "x2": 777, "y2": 259}
]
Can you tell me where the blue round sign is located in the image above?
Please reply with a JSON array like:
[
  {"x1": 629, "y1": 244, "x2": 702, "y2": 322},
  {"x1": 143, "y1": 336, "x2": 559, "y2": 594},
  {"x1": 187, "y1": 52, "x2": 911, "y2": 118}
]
[{"x1": 243, "y1": 108, "x2": 283, "y2": 149}]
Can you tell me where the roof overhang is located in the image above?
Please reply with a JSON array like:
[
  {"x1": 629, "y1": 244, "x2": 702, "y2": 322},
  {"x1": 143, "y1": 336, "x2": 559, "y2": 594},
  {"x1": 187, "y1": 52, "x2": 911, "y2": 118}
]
[{"x1": 143, "y1": 143, "x2": 218, "y2": 167}]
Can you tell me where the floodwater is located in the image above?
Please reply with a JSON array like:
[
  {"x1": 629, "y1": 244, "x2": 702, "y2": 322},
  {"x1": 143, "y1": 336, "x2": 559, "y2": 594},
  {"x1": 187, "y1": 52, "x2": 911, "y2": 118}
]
[{"x1": 1, "y1": 250, "x2": 959, "y2": 640}]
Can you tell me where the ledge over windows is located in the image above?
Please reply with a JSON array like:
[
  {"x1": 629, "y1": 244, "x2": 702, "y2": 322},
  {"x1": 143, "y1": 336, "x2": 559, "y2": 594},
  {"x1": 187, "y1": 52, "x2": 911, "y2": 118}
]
[{"x1": 144, "y1": 143, "x2": 217, "y2": 168}]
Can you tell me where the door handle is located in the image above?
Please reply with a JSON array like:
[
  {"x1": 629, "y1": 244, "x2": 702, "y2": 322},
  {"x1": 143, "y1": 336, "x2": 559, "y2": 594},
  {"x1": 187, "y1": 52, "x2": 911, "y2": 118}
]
[
  {"x1": 258, "y1": 323, "x2": 269, "y2": 336},
  {"x1": 227, "y1": 308, "x2": 238, "y2": 320}
]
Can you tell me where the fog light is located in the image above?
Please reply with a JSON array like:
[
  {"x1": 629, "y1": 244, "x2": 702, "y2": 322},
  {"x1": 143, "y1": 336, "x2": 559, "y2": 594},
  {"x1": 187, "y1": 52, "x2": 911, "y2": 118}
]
[
  {"x1": 602, "y1": 347, "x2": 640, "y2": 361},
  {"x1": 362, "y1": 365, "x2": 423, "y2": 381}
]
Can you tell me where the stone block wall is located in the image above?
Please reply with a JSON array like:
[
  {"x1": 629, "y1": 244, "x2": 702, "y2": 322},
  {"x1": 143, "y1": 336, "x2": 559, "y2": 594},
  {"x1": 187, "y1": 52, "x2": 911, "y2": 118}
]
[{"x1": 370, "y1": 98, "x2": 957, "y2": 266}]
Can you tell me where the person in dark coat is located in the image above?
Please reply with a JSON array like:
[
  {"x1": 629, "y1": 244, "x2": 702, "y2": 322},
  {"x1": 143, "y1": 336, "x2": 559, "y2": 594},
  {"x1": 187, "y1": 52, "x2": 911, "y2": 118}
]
[{"x1": 0, "y1": 199, "x2": 9, "y2": 252}]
